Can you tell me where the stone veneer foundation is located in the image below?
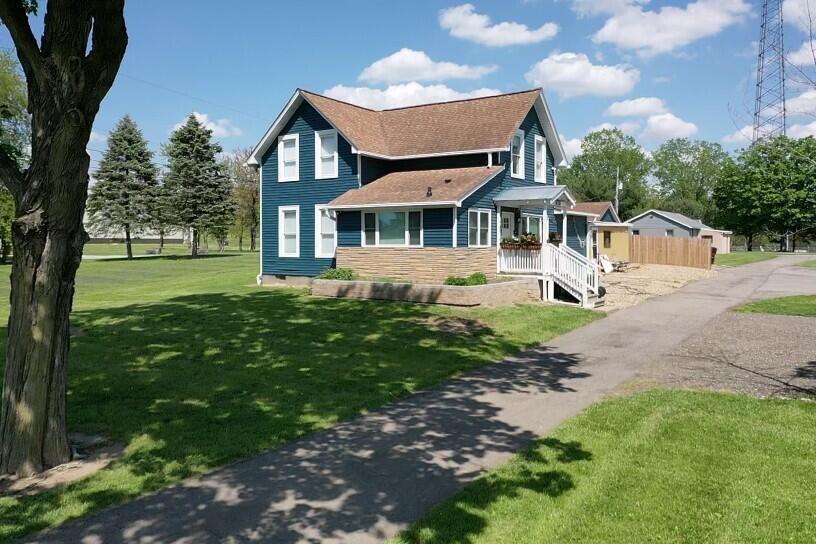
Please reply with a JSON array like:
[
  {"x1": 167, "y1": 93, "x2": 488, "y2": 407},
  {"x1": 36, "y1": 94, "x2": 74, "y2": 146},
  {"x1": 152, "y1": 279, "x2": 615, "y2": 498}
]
[{"x1": 335, "y1": 247, "x2": 497, "y2": 284}]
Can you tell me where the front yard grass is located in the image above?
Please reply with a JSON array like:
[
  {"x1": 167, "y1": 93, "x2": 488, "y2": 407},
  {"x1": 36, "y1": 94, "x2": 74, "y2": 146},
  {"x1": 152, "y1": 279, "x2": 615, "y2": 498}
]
[
  {"x1": 800, "y1": 259, "x2": 816, "y2": 269},
  {"x1": 715, "y1": 252, "x2": 778, "y2": 267},
  {"x1": 736, "y1": 295, "x2": 816, "y2": 317},
  {"x1": 0, "y1": 253, "x2": 600, "y2": 541},
  {"x1": 394, "y1": 390, "x2": 816, "y2": 544}
]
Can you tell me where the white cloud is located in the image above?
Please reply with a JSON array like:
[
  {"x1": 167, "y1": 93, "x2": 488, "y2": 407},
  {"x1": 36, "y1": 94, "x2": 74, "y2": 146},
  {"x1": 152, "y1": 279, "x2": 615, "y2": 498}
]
[
  {"x1": 89, "y1": 131, "x2": 108, "y2": 144},
  {"x1": 525, "y1": 52, "x2": 639, "y2": 98},
  {"x1": 784, "y1": 0, "x2": 815, "y2": 33},
  {"x1": 439, "y1": 4, "x2": 558, "y2": 46},
  {"x1": 359, "y1": 49, "x2": 496, "y2": 83},
  {"x1": 605, "y1": 97, "x2": 667, "y2": 117},
  {"x1": 174, "y1": 112, "x2": 242, "y2": 138},
  {"x1": 571, "y1": 0, "x2": 649, "y2": 16},
  {"x1": 560, "y1": 136, "x2": 583, "y2": 162},
  {"x1": 721, "y1": 124, "x2": 753, "y2": 144},
  {"x1": 588, "y1": 121, "x2": 641, "y2": 134},
  {"x1": 788, "y1": 88, "x2": 816, "y2": 115},
  {"x1": 593, "y1": 0, "x2": 751, "y2": 57},
  {"x1": 322, "y1": 82, "x2": 501, "y2": 110},
  {"x1": 641, "y1": 113, "x2": 698, "y2": 141},
  {"x1": 788, "y1": 120, "x2": 816, "y2": 138},
  {"x1": 788, "y1": 40, "x2": 816, "y2": 65}
]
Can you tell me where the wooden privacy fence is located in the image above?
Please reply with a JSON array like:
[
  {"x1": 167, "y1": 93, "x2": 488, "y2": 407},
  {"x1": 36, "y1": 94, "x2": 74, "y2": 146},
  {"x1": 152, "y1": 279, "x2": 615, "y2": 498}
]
[{"x1": 629, "y1": 235, "x2": 712, "y2": 269}]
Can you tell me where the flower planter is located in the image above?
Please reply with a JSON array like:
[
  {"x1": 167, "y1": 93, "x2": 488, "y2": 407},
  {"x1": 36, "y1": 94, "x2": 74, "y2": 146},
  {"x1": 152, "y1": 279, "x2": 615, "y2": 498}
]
[{"x1": 500, "y1": 243, "x2": 542, "y2": 250}]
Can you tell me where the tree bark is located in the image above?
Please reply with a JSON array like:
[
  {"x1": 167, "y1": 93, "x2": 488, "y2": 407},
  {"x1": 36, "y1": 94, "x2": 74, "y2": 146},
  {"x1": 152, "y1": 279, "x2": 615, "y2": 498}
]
[
  {"x1": 124, "y1": 225, "x2": 133, "y2": 260},
  {"x1": 191, "y1": 228, "x2": 199, "y2": 257},
  {"x1": 747, "y1": 233, "x2": 754, "y2": 251},
  {"x1": 250, "y1": 225, "x2": 257, "y2": 253},
  {"x1": 0, "y1": 0, "x2": 128, "y2": 476},
  {"x1": 238, "y1": 228, "x2": 243, "y2": 252}
]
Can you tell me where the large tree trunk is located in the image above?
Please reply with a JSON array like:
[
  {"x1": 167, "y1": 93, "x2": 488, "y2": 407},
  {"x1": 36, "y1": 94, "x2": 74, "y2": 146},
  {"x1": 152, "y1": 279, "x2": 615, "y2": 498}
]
[
  {"x1": 124, "y1": 225, "x2": 133, "y2": 260},
  {"x1": 238, "y1": 228, "x2": 243, "y2": 252},
  {"x1": 747, "y1": 233, "x2": 754, "y2": 251},
  {"x1": 0, "y1": 136, "x2": 90, "y2": 476},
  {"x1": 0, "y1": 0, "x2": 127, "y2": 477},
  {"x1": 191, "y1": 228, "x2": 199, "y2": 257},
  {"x1": 250, "y1": 225, "x2": 257, "y2": 253}
]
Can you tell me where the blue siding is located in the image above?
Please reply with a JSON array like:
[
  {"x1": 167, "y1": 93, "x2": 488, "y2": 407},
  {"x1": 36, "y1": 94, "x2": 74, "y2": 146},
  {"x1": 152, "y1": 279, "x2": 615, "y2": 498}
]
[
  {"x1": 600, "y1": 208, "x2": 616, "y2": 222},
  {"x1": 261, "y1": 102, "x2": 359, "y2": 276},
  {"x1": 456, "y1": 107, "x2": 559, "y2": 247},
  {"x1": 424, "y1": 208, "x2": 454, "y2": 247},
  {"x1": 628, "y1": 212, "x2": 694, "y2": 237},
  {"x1": 337, "y1": 211, "x2": 361, "y2": 247},
  {"x1": 565, "y1": 215, "x2": 589, "y2": 255}
]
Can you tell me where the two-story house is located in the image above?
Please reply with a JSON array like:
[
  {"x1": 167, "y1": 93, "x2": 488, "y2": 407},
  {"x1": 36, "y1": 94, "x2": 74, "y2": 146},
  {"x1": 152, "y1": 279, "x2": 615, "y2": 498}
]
[{"x1": 248, "y1": 89, "x2": 601, "y2": 307}]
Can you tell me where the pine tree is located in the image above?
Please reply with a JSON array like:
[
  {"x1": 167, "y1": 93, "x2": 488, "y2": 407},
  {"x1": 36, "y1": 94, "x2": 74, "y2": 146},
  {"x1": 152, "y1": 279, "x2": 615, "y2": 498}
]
[
  {"x1": 164, "y1": 114, "x2": 235, "y2": 256},
  {"x1": 87, "y1": 115, "x2": 158, "y2": 260}
]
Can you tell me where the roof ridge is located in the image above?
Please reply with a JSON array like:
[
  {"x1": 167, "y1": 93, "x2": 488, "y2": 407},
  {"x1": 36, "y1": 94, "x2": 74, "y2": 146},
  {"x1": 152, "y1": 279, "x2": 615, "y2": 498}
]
[
  {"x1": 299, "y1": 89, "x2": 380, "y2": 112},
  {"x1": 379, "y1": 88, "x2": 542, "y2": 112}
]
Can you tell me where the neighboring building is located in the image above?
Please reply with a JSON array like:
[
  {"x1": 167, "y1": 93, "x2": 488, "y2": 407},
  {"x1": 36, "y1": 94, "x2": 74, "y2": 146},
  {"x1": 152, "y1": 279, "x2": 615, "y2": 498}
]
[
  {"x1": 248, "y1": 89, "x2": 602, "y2": 307},
  {"x1": 569, "y1": 202, "x2": 631, "y2": 262},
  {"x1": 625, "y1": 209, "x2": 731, "y2": 254}
]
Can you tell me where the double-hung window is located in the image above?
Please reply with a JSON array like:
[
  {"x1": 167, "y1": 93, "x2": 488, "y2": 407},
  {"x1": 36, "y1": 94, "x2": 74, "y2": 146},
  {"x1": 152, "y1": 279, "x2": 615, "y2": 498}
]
[
  {"x1": 511, "y1": 129, "x2": 524, "y2": 179},
  {"x1": 362, "y1": 210, "x2": 422, "y2": 246},
  {"x1": 468, "y1": 209, "x2": 491, "y2": 247},
  {"x1": 279, "y1": 205, "x2": 300, "y2": 257},
  {"x1": 315, "y1": 205, "x2": 336, "y2": 258},
  {"x1": 278, "y1": 134, "x2": 299, "y2": 182},
  {"x1": 534, "y1": 135, "x2": 546, "y2": 183},
  {"x1": 315, "y1": 129, "x2": 338, "y2": 179}
]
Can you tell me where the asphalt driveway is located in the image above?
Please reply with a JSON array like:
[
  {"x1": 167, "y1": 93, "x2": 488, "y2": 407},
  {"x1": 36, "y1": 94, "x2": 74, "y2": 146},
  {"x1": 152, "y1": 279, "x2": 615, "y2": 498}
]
[{"x1": 27, "y1": 255, "x2": 816, "y2": 544}]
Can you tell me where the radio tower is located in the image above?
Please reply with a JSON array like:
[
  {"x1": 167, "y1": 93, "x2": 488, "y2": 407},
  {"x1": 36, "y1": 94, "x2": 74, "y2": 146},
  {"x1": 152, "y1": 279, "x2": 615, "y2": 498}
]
[{"x1": 753, "y1": 0, "x2": 787, "y2": 142}]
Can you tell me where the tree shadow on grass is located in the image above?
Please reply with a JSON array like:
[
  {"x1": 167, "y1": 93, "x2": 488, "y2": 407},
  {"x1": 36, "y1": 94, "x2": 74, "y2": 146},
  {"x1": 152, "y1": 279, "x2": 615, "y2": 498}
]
[
  {"x1": 93, "y1": 253, "x2": 241, "y2": 263},
  {"x1": 2, "y1": 289, "x2": 591, "y2": 542}
]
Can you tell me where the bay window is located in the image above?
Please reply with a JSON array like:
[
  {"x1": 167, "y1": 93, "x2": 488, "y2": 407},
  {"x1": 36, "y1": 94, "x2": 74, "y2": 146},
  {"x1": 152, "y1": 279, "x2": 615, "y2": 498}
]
[{"x1": 361, "y1": 210, "x2": 423, "y2": 247}]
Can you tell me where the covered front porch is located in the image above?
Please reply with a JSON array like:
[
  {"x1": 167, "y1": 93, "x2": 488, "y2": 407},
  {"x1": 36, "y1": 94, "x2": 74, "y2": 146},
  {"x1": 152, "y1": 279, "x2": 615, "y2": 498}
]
[{"x1": 492, "y1": 186, "x2": 601, "y2": 307}]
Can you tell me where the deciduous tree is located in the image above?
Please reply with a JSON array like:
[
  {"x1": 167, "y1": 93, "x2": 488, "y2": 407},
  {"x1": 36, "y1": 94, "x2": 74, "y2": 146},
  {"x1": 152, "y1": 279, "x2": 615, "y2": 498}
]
[
  {"x1": 0, "y1": 0, "x2": 128, "y2": 476},
  {"x1": 225, "y1": 148, "x2": 259, "y2": 252},
  {"x1": 0, "y1": 49, "x2": 28, "y2": 263},
  {"x1": 559, "y1": 129, "x2": 652, "y2": 219},
  {"x1": 86, "y1": 115, "x2": 157, "y2": 259}
]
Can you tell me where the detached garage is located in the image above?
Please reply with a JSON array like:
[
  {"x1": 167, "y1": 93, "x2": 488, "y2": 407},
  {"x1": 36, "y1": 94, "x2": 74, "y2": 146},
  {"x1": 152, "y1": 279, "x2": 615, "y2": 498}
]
[{"x1": 626, "y1": 209, "x2": 731, "y2": 254}]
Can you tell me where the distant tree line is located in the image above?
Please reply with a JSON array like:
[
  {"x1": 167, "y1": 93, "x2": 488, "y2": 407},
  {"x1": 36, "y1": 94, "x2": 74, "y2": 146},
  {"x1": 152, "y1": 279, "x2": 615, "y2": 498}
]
[
  {"x1": 561, "y1": 128, "x2": 816, "y2": 251},
  {"x1": 86, "y1": 115, "x2": 259, "y2": 259}
]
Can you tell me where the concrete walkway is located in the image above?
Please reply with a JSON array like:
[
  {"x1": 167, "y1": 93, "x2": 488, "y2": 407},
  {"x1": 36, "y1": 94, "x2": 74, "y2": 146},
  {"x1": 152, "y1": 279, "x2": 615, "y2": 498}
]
[{"x1": 28, "y1": 256, "x2": 814, "y2": 544}]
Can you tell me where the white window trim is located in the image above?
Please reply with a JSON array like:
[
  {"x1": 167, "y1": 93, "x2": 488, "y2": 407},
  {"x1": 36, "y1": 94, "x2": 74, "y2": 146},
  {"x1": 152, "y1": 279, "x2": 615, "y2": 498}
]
[
  {"x1": 315, "y1": 129, "x2": 339, "y2": 180},
  {"x1": 511, "y1": 129, "x2": 525, "y2": 179},
  {"x1": 314, "y1": 204, "x2": 337, "y2": 258},
  {"x1": 360, "y1": 209, "x2": 424, "y2": 248},
  {"x1": 523, "y1": 213, "x2": 543, "y2": 236},
  {"x1": 277, "y1": 133, "x2": 299, "y2": 182},
  {"x1": 278, "y1": 205, "x2": 300, "y2": 258},
  {"x1": 468, "y1": 208, "x2": 492, "y2": 248},
  {"x1": 534, "y1": 134, "x2": 546, "y2": 183}
]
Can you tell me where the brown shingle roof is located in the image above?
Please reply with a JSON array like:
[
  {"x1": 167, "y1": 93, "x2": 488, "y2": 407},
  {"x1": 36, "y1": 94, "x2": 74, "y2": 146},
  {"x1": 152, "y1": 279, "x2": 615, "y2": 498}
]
[
  {"x1": 301, "y1": 89, "x2": 540, "y2": 157},
  {"x1": 328, "y1": 166, "x2": 503, "y2": 207},
  {"x1": 572, "y1": 202, "x2": 614, "y2": 217}
]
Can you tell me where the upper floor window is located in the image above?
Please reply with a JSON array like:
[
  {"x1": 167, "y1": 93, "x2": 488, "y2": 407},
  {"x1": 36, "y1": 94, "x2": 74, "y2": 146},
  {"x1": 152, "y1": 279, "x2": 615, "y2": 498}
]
[
  {"x1": 315, "y1": 129, "x2": 338, "y2": 179},
  {"x1": 278, "y1": 134, "x2": 299, "y2": 182},
  {"x1": 534, "y1": 135, "x2": 546, "y2": 183},
  {"x1": 511, "y1": 129, "x2": 524, "y2": 179}
]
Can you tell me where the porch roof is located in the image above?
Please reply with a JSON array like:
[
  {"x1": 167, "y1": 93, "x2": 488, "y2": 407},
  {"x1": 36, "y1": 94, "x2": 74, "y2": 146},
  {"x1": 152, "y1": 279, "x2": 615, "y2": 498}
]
[{"x1": 493, "y1": 185, "x2": 576, "y2": 208}]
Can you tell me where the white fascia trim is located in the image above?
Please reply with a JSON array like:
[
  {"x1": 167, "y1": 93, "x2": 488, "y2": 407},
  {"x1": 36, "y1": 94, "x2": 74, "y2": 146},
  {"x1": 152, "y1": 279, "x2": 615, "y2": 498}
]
[
  {"x1": 594, "y1": 221, "x2": 632, "y2": 228},
  {"x1": 278, "y1": 205, "x2": 300, "y2": 258},
  {"x1": 315, "y1": 129, "x2": 339, "y2": 180},
  {"x1": 358, "y1": 147, "x2": 508, "y2": 161},
  {"x1": 329, "y1": 201, "x2": 458, "y2": 210},
  {"x1": 555, "y1": 210, "x2": 599, "y2": 218},
  {"x1": 624, "y1": 209, "x2": 695, "y2": 229},
  {"x1": 454, "y1": 168, "x2": 505, "y2": 207},
  {"x1": 532, "y1": 91, "x2": 567, "y2": 167}
]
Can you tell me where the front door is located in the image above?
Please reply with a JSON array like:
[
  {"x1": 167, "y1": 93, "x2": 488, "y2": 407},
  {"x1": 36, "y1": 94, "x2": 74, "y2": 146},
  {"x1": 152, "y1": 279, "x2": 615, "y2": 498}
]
[{"x1": 501, "y1": 211, "x2": 515, "y2": 240}]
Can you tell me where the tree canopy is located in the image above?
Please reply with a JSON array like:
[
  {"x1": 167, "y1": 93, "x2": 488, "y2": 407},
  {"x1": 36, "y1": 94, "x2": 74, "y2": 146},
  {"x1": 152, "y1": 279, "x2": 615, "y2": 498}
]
[
  {"x1": 559, "y1": 129, "x2": 652, "y2": 219},
  {"x1": 86, "y1": 115, "x2": 158, "y2": 259}
]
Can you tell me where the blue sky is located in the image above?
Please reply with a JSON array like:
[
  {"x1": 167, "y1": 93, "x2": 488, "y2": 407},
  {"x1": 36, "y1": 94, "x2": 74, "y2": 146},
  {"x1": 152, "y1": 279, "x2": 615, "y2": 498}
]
[{"x1": 3, "y1": 0, "x2": 815, "y2": 163}]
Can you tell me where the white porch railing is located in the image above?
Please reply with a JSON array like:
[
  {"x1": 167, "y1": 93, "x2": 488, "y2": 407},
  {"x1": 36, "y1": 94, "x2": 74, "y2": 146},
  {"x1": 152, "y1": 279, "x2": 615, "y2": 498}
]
[
  {"x1": 498, "y1": 247, "x2": 542, "y2": 274},
  {"x1": 498, "y1": 243, "x2": 600, "y2": 306}
]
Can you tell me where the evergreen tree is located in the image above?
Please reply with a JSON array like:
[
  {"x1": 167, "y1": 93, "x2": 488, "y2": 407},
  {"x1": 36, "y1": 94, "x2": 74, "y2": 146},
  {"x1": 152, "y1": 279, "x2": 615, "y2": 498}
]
[
  {"x1": 559, "y1": 129, "x2": 653, "y2": 219},
  {"x1": 145, "y1": 180, "x2": 175, "y2": 252},
  {"x1": 164, "y1": 114, "x2": 235, "y2": 256},
  {"x1": 87, "y1": 115, "x2": 158, "y2": 260}
]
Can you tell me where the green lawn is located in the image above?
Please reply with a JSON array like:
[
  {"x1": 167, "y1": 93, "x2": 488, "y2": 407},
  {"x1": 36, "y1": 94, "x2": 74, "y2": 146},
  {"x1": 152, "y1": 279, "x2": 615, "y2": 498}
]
[
  {"x1": 800, "y1": 260, "x2": 816, "y2": 269},
  {"x1": 715, "y1": 252, "x2": 778, "y2": 267},
  {"x1": 736, "y1": 295, "x2": 816, "y2": 317},
  {"x1": 82, "y1": 242, "x2": 191, "y2": 256},
  {"x1": 394, "y1": 390, "x2": 816, "y2": 544},
  {"x1": 0, "y1": 254, "x2": 599, "y2": 541}
]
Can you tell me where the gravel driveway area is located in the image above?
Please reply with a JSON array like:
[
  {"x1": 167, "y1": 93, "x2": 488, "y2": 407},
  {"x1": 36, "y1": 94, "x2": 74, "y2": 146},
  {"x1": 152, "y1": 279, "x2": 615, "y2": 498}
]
[
  {"x1": 637, "y1": 311, "x2": 816, "y2": 399},
  {"x1": 601, "y1": 264, "x2": 715, "y2": 312}
]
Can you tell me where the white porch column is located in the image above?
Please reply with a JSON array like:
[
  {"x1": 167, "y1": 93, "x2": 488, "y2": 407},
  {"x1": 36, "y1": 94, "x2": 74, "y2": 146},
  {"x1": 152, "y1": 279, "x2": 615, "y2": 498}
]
[{"x1": 562, "y1": 211, "x2": 568, "y2": 243}]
